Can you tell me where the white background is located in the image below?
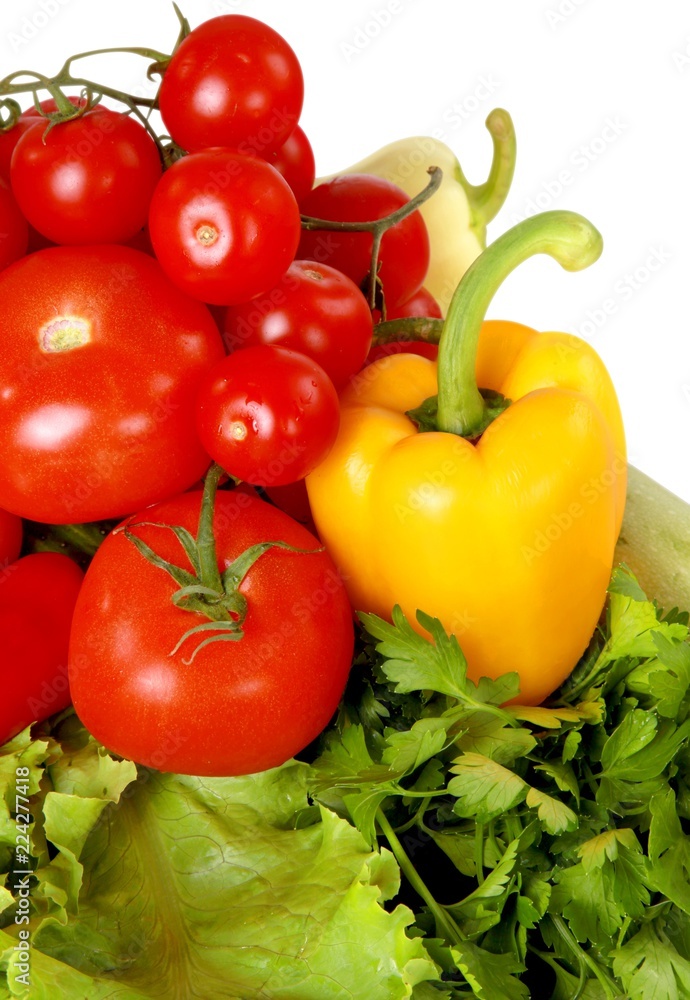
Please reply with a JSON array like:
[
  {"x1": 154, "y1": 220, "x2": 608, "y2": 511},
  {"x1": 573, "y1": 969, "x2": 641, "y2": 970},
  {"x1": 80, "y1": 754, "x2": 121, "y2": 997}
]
[{"x1": 1, "y1": 0, "x2": 689, "y2": 500}]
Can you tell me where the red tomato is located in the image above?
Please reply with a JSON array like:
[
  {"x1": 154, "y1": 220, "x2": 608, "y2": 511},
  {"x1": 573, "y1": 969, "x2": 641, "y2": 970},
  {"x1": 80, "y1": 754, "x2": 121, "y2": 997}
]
[
  {"x1": 224, "y1": 261, "x2": 373, "y2": 390},
  {"x1": 68, "y1": 489, "x2": 353, "y2": 775},
  {"x1": 0, "y1": 553, "x2": 83, "y2": 745},
  {"x1": 196, "y1": 345, "x2": 340, "y2": 486},
  {"x1": 11, "y1": 106, "x2": 162, "y2": 245},
  {"x1": 158, "y1": 15, "x2": 304, "y2": 156},
  {"x1": 0, "y1": 97, "x2": 88, "y2": 183},
  {"x1": 0, "y1": 116, "x2": 33, "y2": 183},
  {"x1": 366, "y1": 340, "x2": 439, "y2": 365},
  {"x1": 0, "y1": 245, "x2": 225, "y2": 524},
  {"x1": 0, "y1": 177, "x2": 28, "y2": 271},
  {"x1": 386, "y1": 286, "x2": 443, "y2": 320},
  {"x1": 0, "y1": 508, "x2": 22, "y2": 567},
  {"x1": 298, "y1": 173, "x2": 430, "y2": 309},
  {"x1": 263, "y1": 125, "x2": 315, "y2": 204},
  {"x1": 263, "y1": 480, "x2": 314, "y2": 526},
  {"x1": 148, "y1": 148, "x2": 301, "y2": 306}
]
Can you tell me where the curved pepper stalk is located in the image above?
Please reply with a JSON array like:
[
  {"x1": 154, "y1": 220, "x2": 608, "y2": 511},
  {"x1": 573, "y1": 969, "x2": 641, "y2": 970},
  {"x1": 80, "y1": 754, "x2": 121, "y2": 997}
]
[{"x1": 437, "y1": 210, "x2": 603, "y2": 438}]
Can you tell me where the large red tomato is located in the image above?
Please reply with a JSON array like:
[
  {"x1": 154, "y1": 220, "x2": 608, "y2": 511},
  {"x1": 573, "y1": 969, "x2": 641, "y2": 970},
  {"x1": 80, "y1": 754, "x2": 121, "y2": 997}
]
[
  {"x1": 0, "y1": 552, "x2": 83, "y2": 746},
  {"x1": 0, "y1": 245, "x2": 225, "y2": 523},
  {"x1": 68, "y1": 489, "x2": 354, "y2": 776}
]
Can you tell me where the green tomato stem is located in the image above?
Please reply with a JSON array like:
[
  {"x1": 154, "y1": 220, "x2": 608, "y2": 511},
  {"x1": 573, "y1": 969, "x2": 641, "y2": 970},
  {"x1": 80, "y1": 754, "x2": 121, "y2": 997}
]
[
  {"x1": 436, "y1": 210, "x2": 603, "y2": 438},
  {"x1": 372, "y1": 316, "x2": 444, "y2": 346},
  {"x1": 301, "y1": 166, "x2": 443, "y2": 310},
  {"x1": 196, "y1": 464, "x2": 225, "y2": 594}
]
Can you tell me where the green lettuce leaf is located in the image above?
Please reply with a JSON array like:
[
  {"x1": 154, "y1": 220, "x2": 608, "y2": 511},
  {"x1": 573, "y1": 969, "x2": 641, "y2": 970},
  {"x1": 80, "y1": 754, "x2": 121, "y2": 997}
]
[{"x1": 0, "y1": 718, "x2": 439, "y2": 999}]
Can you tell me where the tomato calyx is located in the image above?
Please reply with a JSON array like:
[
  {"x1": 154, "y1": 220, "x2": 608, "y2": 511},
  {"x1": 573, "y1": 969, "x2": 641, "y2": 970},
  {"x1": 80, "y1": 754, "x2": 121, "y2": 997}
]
[
  {"x1": 118, "y1": 464, "x2": 323, "y2": 663},
  {"x1": 299, "y1": 165, "x2": 442, "y2": 310}
]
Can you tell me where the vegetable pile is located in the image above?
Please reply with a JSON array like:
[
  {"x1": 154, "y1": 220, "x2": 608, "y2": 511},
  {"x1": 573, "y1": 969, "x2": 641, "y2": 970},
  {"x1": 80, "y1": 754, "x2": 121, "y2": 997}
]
[{"x1": 0, "y1": 7, "x2": 689, "y2": 999}]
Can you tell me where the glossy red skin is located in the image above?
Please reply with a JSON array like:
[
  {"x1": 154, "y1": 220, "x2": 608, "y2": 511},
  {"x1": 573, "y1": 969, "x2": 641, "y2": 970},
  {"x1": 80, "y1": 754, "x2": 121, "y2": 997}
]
[
  {"x1": 386, "y1": 285, "x2": 443, "y2": 320},
  {"x1": 0, "y1": 245, "x2": 225, "y2": 523},
  {"x1": 159, "y1": 14, "x2": 303, "y2": 155},
  {"x1": 0, "y1": 553, "x2": 83, "y2": 745},
  {"x1": 0, "y1": 117, "x2": 33, "y2": 184},
  {"x1": 263, "y1": 125, "x2": 315, "y2": 204},
  {"x1": 0, "y1": 177, "x2": 28, "y2": 271},
  {"x1": 0, "y1": 508, "x2": 22, "y2": 567},
  {"x1": 149, "y1": 148, "x2": 301, "y2": 306},
  {"x1": 298, "y1": 173, "x2": 430, "y2": 309},
  {"x1": 366, "y1": 340, "x2": 439, "y2": 365},
  {"x1": 0, "y1": 97, "x2": 88, "y2": 183},
  {"x1": 196, "y1": 345, "x2": 340, "y2": 487},
  {"x1": 11, "y1": 107, "x2": 162, "y2": 245},
  {"x1": 68, "y1": 490, "x2": 353, "y2": 776},
  {"x1": 264, "y1": 480, "x2": 314, "y2": 527},
  {"x1": 224, "y1": 260, "x2": 373, "y2": 390}
]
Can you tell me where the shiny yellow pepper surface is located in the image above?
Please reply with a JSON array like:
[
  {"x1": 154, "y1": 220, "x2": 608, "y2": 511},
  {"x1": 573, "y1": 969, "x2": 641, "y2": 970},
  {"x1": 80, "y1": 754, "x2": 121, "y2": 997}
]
[{"x1": 307, "y1": 212, "x2": 626, "y2": 706}]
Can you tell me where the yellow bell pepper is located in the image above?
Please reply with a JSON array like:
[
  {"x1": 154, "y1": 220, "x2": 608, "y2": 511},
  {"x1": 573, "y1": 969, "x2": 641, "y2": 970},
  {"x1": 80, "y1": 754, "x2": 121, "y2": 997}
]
[
  {"x1": 306, "y1": 211, "x2": 626, "y2": 705},
  {"x1": 320, "y1": 109, "x2": 516, "y2": 313}
]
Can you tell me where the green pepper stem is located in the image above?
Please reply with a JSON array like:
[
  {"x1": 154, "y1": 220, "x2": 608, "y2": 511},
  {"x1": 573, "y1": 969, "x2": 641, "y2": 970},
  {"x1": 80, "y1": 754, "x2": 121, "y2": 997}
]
[
  {"x1": 455, "y1": 108, "x2": 516, "y2": 230},
  {"x1": 435, "y1": 210, "x2": 603, "y2": 438}
]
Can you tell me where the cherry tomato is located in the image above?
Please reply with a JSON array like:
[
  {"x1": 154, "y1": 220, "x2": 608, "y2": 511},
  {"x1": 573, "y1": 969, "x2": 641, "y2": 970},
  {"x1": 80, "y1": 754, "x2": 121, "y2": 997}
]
[
  {"x1": 0, "y1": 97, "x2": 87, "y2": 183},
  {"x1": 366, "y1": 340, "x2": 439, "y2": 365},
  {"x1": 263, "y1": 480, "x2": 314, "y2": 526},
  {"x1": 224, "y1": 261, "x2": 373, "y2": 390},
  {"x1": 0, "y1": 552, "x2": 83, "y2": 746},
  {"x1": 0, "y1": 177, "x2": 28, "y2": 271},
  {"x1": 196, "y1": 345, "x2": 340, "y2": 486},
  {"x1": 148, "y1": 148, "x2": 301, "y2": 306},
  {"x1": 262, "y1": 124, "x2": 315, "y2": 204},
  {"x1": 0, "y1": 116, "x2": 33, "y2": 183},
  {"x1": 68, "y1": 489, "x2": 353, "y2": 776},
  {"x1": 158, "y1": 14, "x2": 304, "y2": 156},
  {"x1": 11, "y1": 106, "x2": 162, "y2": 245},
  {"x1": 386, "y1": 286, "x2": 443, "y2": 320},
  {"x1": 0, "y1": 245, "x2": 225, "y2": 524},
  {"x1": 298, "y1": 173, "x2": 430, "y2": 309},
  {"x1": 0, "y1": 508, "x2": 22, "y2": 567}
]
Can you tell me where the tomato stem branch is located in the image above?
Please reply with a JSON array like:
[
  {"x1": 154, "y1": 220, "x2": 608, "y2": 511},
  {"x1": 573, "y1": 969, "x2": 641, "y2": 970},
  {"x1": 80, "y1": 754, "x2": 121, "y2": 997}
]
[
  {"x1": 372, "y1": 316, "x2": 444, "y2": 346},
  {"x1": 300, "y1": 166, "x2": 443, "y2": 310}
]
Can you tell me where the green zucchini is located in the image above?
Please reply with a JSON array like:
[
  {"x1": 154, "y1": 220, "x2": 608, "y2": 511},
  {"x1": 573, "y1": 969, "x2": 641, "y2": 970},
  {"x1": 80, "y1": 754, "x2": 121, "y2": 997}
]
[{"x1": 615, "y1": 464, "x2": 690, "y2": 612}]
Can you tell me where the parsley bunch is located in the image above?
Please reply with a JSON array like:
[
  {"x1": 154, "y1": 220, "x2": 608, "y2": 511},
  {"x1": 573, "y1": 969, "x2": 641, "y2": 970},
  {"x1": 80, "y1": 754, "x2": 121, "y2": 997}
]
[{"x1": 308, "y1": 567, "x2": 690, "y2": 999}]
